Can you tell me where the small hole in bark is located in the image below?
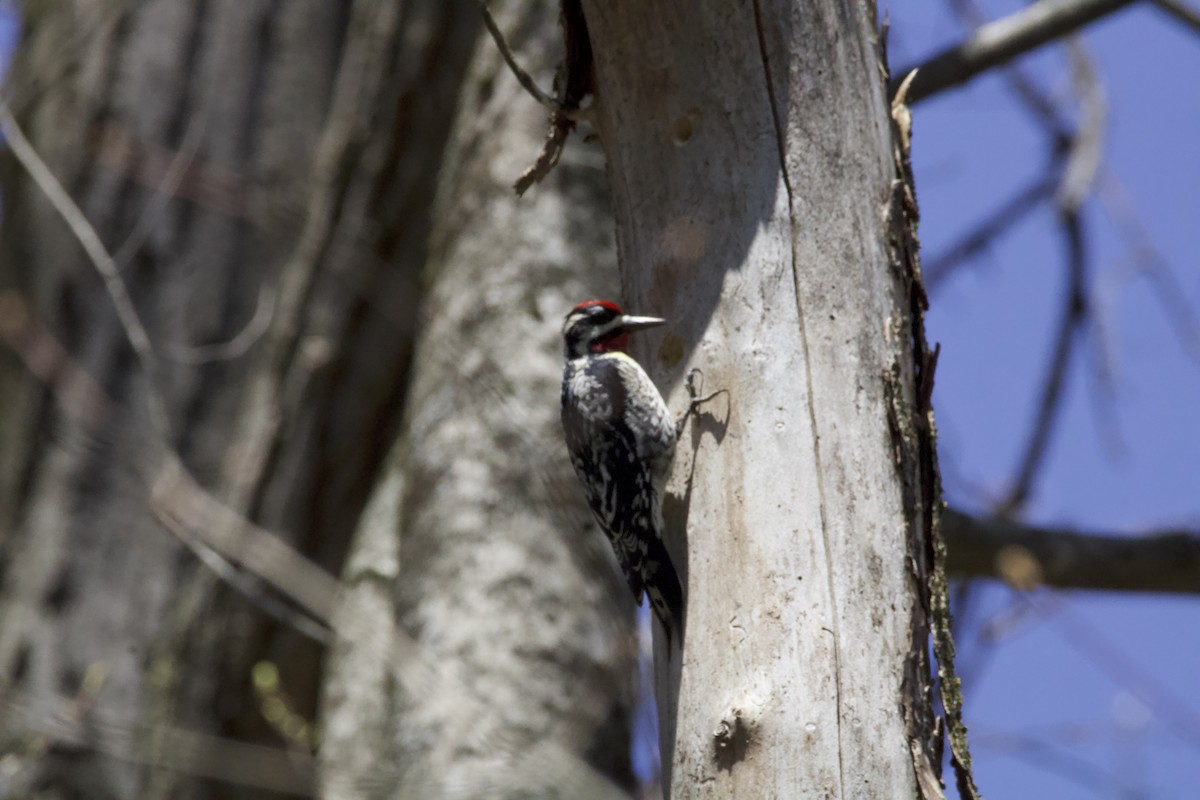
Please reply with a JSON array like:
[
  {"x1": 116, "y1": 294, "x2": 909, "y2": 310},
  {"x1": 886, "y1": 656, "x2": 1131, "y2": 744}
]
[
  {"x1": 60, "y1": 666, "x2": 82, "y2": 695},
  {"x1": 44, "y1": 566, "x2": 75, "y2": 613},
  {"x1": 673, "y1": 115, "x2": 694, "y2": 145},
  {"x1": 11, "y1": 642, "x2": 30, "y2": 685},
  {"x1": 713, "y1": 707, "x2": 752, "y2": 770}
]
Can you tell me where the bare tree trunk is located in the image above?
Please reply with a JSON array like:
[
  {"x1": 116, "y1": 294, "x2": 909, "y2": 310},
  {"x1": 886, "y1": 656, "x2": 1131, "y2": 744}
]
[
  {"x1": 580, "y1": 2, "x2": 940, "y2": 796},
  {"x1": 320, "y1": 3, "x2": 639, "y2": 797},
  {"x1": 0, "y1": 1, "x2": 478, "y2": 797}
]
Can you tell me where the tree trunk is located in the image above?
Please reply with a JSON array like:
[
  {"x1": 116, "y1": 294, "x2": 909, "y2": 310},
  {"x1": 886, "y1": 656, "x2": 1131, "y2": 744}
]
[
  {"x1": 580, "y1": 2, "x2": 940, "y2": 796},
  {"x1": 0, "y1": 1, "x2": 479, "y2": 796},
  {"x1": 320, "y1": 2, "x2": 639, "y2": 797}
]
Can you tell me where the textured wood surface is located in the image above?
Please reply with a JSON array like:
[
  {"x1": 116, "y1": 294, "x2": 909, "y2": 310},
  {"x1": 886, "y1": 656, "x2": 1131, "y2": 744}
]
[{"x1": 582, "y1": 2, "x2": 932, "y2": 796}]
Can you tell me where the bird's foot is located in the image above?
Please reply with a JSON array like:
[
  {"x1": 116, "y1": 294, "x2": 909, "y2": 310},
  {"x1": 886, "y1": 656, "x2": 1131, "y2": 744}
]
[{"x1": 676, "y1": 368, "x2": 727, "y2": 437}]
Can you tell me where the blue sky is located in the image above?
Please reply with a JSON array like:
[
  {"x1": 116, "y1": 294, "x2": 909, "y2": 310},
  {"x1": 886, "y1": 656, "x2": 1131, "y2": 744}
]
[
  {"x1": 0, "y1": 3, "x2": 13, "y2": 88},
  {"x1": 894, "y1": 3, "x2": 1200, "y2": 797},
  {"x1": 2, "y1": 2, "x2": 1196, "y2": 797}
]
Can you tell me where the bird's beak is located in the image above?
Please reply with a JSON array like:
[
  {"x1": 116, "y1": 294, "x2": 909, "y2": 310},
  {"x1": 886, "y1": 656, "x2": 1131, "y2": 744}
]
[{"x1": 618, "y1": 314, "x2": 666, "y2": 331}]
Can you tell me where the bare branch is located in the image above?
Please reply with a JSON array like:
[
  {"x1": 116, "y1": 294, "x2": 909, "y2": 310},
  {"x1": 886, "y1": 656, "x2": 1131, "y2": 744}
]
[
  {"x1": 1097, "y1": 171, "x2": 1200, "y2": 364},
  {"x1": 477, "y1": 0, "x2": 600, "y2": 196},
  {"x1": 1151, "y1": 0, "x2": 1200, "y2": 32},
  {"x1": 925, "y1": 173, "x2": 1058, "y2": 291},
  {"x1": 0, "y1": 101, "x2": 173, "y2": 437},
  {"x1": 478, "y1": 0, "x2": 568, "y2": 114},
  {"x1": 943, "y1": 508, "x2": 1200, "y2": 594},
  {"x1": 998, "y1": 46, "x2": 1104, "y2": 514},
  {"x1": 0, "y1": 298, "x2": 630, "y2": 797},
  {"x1": 148, "y1": 456, "x2": 340, "y2": 623},
  {"x1": 1035, "y1": 594, "x2": 1200, "y2": 743},
  {"x1": 971, "y1": 728, "x2": 1134, "y2": 795},
  {"x1": 1056, "y1": 44, "x2": 1105, "y2": 212},
  {"x1": 148, "y1": 455, "x2": 630, "y2": 798},
  {"x1": 946, "y1": 0, "x2": 1072, "y2": 139},
  {"x1": 110, "y1": 114, "x2": 209, "y2": 266},
  {"x1": 174, "y1": 525, "x2": 332, "y2": 645},
  {"x1": 997, "y1": 208, "x2": 1086, "y2": 515},
  {"x1": 1, "y1": 688, "x2": 316, "y2": 796},
  {"x1": 159, "y1": 284, "x2": 276, "y2": 365},
  {"x1": 894, "y1": 0, "x2": 1136, "y2": 104},
  {"x1": 0, "y1": 291, "x2": 116, "y2": 436}
]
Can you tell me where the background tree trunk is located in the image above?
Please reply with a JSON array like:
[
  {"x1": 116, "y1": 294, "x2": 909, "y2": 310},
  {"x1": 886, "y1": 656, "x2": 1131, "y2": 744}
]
[
  {"x1": 319, "y1": 2, "x2": 639, "y2": 796},
  {"x1": 580, "y1": 2, "x2": 939, "y2": 795},
  {"x1": 0, "y1": 1, "x2": 479, "y2": 797}
]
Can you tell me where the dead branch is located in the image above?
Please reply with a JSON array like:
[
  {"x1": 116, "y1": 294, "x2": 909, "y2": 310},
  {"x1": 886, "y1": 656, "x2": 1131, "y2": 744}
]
[
  {"x1": 925, "y1": 173, "x2": 1058, "y2": 290},
  {"x1": 1151, "y1": 0, "x2": 1200, "y2": 32},
  {"x1": 2, "y1": 79, "x2": 629, "y2": 795},
  {"x1": 478, "y1": 0, "x2": 568, "y2": 114},
  {"x1": 894, "y1": 0, "x2": 1136, "y2": 104},
  {"x1": 944, "y1": 508, "x2": 1200, "y2": 593},
  {"x1": 996, "y1": 209, "x2": 1086, "y2": 516},
  {"x1": 0, "y1": 101, "x2": 172, "y2": 438},
  {"x1": 997, "y1": 42, "x2": 1103, "y2": 515},
  {"x1": 1056, "y1": 44, "x2": 1105, "y2": 212},
  {"x1": 1096, "y1": 172, "x2": 1200, "y2": 364},
  {"x1": 946, "y1": 0, "x2": 1073, "y2": 139},
  {"x1": 0, "y1": 688, "x2": 316, "y2": 796}
]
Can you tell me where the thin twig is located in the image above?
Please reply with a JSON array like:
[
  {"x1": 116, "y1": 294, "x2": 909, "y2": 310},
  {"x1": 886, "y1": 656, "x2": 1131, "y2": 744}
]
[
  {"x1": 111, "y1": 114, "x2": 208, "y2": 268},
  {"x1": 998, "y1": 39, "x2": 1104, "y2": 515},
  {"x1": 96, "y1": 121, "x2": 248, "y2": 217},
  {"x1": 1056, "y1": 43, "x2": 1105, "y2": 212},
  {"x1": 148, "y1": 454, "x2": 629, "y2": 799},
  {"x1": 177, "y1": 530, "x2": 332, "y2": 645},
  {"x1": 478, "y1": 0, "x2": 570, "y2": 114},
  {"x1": 0, "y1": 688, "x2": 317, "y2": 795},
  {"x1": 160, "y1": 284, "x2": 277, "y2": 365},
  {"x1": 1097, "y1": 171, "x2": 1200, "y2": 363},
  {"x1": 149, "y1": 456, "x2": 340, "y2": 624},
  {"x1": 506, "y1": 0, "x2": 596, "y2": 196},
  {"x1": 99, "y1": 114, "x2": 275, "y2": 365},
  {"x1": 925, "y1": 173, "x2": 1059, "y2": 291},
  {"x1": 997, "y1": 208, "x2": 1087, "y2": 516},
  {"x1": 894, "y1": 0, "x2": 1136, "y2": 104},
  {"x1": 0, "y1": 100, "x2": 173, "y2": 438},
  {"x1": 2, "y1": 14, "x2": 631, "y2": 798},
  {"x1": 0, "y1": 104, "x2": 330, "y2": 646},
  {"x1": 1081, "y1": 308, "x2": 1128, "y2": 458},
  {"x1": 972, "y1": 728, "x2": 1136, "y2": 796},
  {"x1": 1036, "y1": 593, "x2": 1200, "y2": 744}
]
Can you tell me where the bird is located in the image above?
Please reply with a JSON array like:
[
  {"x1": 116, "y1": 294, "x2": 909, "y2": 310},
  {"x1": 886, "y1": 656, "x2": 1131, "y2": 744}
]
[{"x1": 559, "y1": 299, "x2": 685, "y2": 650}]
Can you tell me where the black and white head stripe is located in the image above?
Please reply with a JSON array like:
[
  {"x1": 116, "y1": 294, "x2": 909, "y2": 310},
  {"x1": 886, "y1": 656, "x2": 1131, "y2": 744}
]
[
  {"x1": 561, "y1": 300, "x2": 665, "y2": 359},
  {"x1": 562, "y1": 300, "x2": 622, "y2": 358}
]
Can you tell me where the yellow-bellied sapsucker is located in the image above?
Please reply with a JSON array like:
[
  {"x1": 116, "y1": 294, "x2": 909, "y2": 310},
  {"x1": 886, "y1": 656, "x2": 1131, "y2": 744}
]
[{"x1": 560, "y1": 300, "x2": 683, "y2": 648}]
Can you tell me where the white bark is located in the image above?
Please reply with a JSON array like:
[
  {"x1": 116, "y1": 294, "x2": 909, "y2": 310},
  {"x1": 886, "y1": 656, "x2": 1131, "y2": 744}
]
[{"x1": 582, "y1": 2, "x2": 931, "y2": 796}]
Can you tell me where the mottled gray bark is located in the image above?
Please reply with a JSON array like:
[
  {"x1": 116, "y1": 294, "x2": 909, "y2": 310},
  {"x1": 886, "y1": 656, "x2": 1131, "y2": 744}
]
[
  {"x1": 320, "y1": 3, "x2": 638, "y2": 797},
  {"x1": 0, "y1": 1, "x2": 478, "y2": 797}
]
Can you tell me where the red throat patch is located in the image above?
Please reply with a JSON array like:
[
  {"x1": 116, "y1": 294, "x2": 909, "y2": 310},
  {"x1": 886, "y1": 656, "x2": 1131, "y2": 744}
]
[{"x1": 590, "y1": 330, "x2": 630, "y2": 354}]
